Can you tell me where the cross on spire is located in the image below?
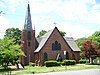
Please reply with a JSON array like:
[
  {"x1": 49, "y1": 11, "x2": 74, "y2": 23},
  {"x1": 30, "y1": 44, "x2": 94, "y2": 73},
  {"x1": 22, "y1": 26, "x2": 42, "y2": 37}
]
[{"x1": 53, "y1": 22, "x2": 57, "y2": 27}]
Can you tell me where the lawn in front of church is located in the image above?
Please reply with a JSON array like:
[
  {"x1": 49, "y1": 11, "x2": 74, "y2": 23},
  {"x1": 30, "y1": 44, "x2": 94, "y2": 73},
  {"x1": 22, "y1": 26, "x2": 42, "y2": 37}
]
[{"x1": 2, "y1": 64, "x2": 99, "y2": 74}]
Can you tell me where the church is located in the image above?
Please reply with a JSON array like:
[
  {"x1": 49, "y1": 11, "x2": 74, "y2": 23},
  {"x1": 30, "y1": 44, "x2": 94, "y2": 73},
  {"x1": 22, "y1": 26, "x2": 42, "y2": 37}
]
[{"x1": 20, "y1": 4, "x2": 80, "y2": 66}]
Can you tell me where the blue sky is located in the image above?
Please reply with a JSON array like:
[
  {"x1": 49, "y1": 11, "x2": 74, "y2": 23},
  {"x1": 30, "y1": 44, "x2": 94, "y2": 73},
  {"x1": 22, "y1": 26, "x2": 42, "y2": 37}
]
[{"x1": 0, "y1": 0, "x2": 100, "y2": 39}]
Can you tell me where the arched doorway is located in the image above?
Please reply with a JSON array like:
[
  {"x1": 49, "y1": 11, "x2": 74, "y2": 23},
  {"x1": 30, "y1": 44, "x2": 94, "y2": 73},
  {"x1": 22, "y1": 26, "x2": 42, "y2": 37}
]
[{"x1": 56, "y1": 53, "x2": 62, "y2": 62}]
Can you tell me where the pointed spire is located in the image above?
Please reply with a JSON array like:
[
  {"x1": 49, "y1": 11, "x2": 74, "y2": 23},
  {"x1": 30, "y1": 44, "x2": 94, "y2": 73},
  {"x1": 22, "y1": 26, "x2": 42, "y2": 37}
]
[{"x1": 24, "y1": 4, "x2": 33, "y2": 30}]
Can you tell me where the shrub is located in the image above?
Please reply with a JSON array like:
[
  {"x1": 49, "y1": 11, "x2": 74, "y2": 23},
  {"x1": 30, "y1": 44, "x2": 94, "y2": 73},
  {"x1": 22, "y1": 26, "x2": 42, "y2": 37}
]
[
  {"x1": 30, "y1": 62, "x2": 35, "y2": 67},
  {"x1": 45, "y1": 60, "x2": 61, "y2": 67},
  {"x1": 57, "y1": 62, "x2": 61, "y2": 66},
  {"x1": 79, "y1": 60, "x2": 86, "y2": 64},
  {"x1": 62, "y1": 60, "x2": 76, "y2": 66}
]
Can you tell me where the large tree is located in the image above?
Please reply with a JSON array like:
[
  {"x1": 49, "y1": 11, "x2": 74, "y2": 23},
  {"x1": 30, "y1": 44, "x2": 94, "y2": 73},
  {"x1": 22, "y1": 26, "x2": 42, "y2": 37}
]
[
  {"x1": 89, "y1": 31, "x2": 100, "y2": 49},
  {"x1": 82, "y1": 39, "x2": 97, "y2": 63},
  {"x1": 0, "y1": 37, "x2": 24, "y2": 69},
  {"x1": 76, "y1": 37, "x2": 88, "y2": 50},
  {"x1": 5, "y1": 28, "x2": 21, "y2": 45}
]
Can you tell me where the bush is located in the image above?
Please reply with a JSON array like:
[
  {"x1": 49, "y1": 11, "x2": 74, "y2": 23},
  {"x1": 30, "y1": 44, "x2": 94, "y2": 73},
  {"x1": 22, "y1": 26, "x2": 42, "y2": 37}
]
[
  {"x1": 30, "y1": 62, "x2": 35, "y2": 67},
  {"x1": 79, "y1": 60, "x2": 86, "y2": 64},
  {"x1": 45, "y1": 60, "x2": 61, "y2": 67},
  {"x1": 62, "y1": 60, "x2": 76, "y2": 66}
]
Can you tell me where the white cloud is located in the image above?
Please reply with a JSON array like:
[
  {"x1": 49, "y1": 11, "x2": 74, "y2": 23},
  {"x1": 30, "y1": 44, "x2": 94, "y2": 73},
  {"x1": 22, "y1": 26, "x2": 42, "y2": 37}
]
[
  {"x1": 55, "y1": 22, "x2": 93, "y2": 39},
  {"x1": 0, "y1": 16, "x2": 12, "y2": 38},
  {"x1": 3, "y1": 0, "x2": 26, "y2": 13},
  {"x1": 1, "y1": 0, "x2": 100, "y2": 39}
]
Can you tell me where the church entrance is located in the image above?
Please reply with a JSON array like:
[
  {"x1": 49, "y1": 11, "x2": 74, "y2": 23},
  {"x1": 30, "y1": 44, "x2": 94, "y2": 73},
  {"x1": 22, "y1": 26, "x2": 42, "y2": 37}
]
[{"x1": 56, "y1": 53, "x2": 62, "y2": 62}]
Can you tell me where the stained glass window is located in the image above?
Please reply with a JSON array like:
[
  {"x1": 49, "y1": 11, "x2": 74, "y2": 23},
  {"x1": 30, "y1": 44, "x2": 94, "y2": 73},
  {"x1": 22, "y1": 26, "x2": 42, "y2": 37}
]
[{"x1": 52, "y1": 41, "x2": 61, "y2": 50}]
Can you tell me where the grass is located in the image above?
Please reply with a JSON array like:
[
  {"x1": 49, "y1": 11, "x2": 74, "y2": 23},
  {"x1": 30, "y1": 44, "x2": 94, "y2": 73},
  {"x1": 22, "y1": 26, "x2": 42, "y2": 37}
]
[{"x1": 0, "y1": 64, "x2": 100, "y2": 74}]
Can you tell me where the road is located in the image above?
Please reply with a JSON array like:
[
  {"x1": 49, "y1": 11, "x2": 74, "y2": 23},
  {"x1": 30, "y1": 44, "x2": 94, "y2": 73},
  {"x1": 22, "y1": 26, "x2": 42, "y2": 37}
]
[{"x1": 32, "y1": 69, "x2": 100, "y2": 75}]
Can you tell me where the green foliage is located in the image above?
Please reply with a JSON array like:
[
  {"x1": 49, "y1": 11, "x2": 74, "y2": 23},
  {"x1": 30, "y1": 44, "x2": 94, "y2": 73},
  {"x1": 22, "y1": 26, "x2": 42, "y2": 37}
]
[
  {"x1": 60, "y1": 31, "x2": 66, "y2": 36},
  {"x1": 62, "y1": 60, "x2": 76, "y2": 65},
  {"x1": 37, "y1": 30, "x2": 47, "y2": 38},
  {"x1": 89, "y1": 31, "x2": 100, "y2": 49},
  {"x1": 79, "y1": 60, "x2": 86, "y2": 64},
  {"x1": 30, "y1": 62, "x2": 35, "y2": 67},
  {"x1": 0, "y1": 37, "x2": 24, "y2": 69},
  {"x1": 5, "y1": 28, "x2": 21, "y2": 45},
  {"x1": 76, "y1": 37, "x2": 88, "y2": 50},
  {"x1": 45, "y1": 60, "x2": 61, "y2": 67},
  {"x1": 37, "y1": 30, "x2": 66, "y2": 38}
]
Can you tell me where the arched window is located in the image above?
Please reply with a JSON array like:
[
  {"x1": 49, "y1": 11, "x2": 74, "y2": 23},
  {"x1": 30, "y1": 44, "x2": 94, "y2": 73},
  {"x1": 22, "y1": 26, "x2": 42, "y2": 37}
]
[
  {"x1": 58, "y1": 43, "x2": 61, "y2": 50},
  {"x1": 52, "y1": 41, "x2": 61, "y2": 50},
  {"x1": 66, "y1": 52, "x2": 69, "y2": 59},
  {"x1": 44, "y1": 52, "x2": 48, "y2": 61},
  {"x1": 27, "y1": 31, "x2": 31, "y2": 40}
]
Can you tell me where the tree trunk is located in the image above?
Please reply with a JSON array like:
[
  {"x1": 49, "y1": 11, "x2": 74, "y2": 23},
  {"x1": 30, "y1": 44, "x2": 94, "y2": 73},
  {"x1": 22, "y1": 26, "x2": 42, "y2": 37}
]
[
  {"x1": 16, "y1": 63, "x2": 19, "y2": 69},
  {"x1": 89, "y1": 57, "x2": 93, "y2": 64}
]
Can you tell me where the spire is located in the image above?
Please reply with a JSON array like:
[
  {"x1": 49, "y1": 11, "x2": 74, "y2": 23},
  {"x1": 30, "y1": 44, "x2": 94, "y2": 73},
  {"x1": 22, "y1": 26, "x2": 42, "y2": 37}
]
[{"x1": 24, "y1": 4, "x2": 33, "y2": 30}]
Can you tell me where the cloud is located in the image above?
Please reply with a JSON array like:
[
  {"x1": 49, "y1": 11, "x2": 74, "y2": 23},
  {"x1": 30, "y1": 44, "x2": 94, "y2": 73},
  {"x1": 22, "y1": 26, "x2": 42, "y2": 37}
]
[
  {"x1": 0, "y1": 0, "x2": 100, "y2": 39},
  {"x1": 3, "y1": 0, "x2": 26, "y2": 13},
  {"x1": 0, "y1": 16, "x2": 12, "y2": 38}
]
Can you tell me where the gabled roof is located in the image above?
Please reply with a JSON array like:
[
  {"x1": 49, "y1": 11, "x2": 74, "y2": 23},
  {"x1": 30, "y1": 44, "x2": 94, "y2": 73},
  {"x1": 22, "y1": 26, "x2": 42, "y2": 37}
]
[
  {"x1": 64, "y1": 37, "x2": 80, "y2": 51},
  {"x1": 34, "y1": 27, "x2": 80, "y2": 53},
  {"x1": 34, "y1": 29, "x2": 54, "y2": 52}
]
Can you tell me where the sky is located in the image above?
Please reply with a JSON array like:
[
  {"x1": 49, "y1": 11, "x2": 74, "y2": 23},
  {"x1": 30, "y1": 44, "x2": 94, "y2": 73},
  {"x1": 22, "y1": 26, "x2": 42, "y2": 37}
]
[{"x1": 0, "y1": 0, "x2": 100, "y2": 39}]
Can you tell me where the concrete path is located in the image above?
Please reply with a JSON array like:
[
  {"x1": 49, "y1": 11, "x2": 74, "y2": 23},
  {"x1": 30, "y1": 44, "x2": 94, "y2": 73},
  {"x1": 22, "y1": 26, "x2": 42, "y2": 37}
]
[{"x1": 32, "y1": 69, "x2": 100, "y2": 75}]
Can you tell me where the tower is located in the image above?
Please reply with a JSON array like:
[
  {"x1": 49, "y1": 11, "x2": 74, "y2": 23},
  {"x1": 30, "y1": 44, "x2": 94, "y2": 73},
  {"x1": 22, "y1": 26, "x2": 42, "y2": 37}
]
[{"x1": 20, "y1": 4, "x2": 35, "y2": 65}]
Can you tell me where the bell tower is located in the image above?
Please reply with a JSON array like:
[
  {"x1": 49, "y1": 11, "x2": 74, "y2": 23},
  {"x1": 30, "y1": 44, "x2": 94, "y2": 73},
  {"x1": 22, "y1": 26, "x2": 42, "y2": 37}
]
[{"x1": 20, "y1": 4, "x2": 35, "y2": 65}]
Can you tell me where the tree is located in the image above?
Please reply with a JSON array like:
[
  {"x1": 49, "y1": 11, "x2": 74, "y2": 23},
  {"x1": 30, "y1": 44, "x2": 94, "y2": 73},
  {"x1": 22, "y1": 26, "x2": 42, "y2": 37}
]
[
  {"x1": 60, "y1": 31, "x2": 66, "y2": 36},
  {"x1": 76, "y1": 37, "x2": 88, "y2": 50},
  {"x1": 5, "y1": 28, "x2": 21, "y2": 45},
  {"x1": 82, "y1": 39, "x2": 97, "y2": 64},
  {"x1": 89, "y1": 31, "x2": 100, "y2": 49},
  {"x1": 0, "y1": 37, "x2": 24, "y2": 69},
  {"x1": 37, "y1": 30, "x2": 47, "y2": 38},
  {"x1": 37, "y1": 30, "x2": 66, "y2": 38}
]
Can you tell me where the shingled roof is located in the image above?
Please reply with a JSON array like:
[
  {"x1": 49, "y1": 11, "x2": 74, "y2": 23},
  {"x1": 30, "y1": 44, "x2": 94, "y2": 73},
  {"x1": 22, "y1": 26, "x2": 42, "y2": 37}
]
[
  {"x1": 34, "y1": 27, "x2": 80, "y2": 52},
  {"x1": 35, "y1": 29, "x2": 53, "y2": 52},
  {"x1": 64, "y1": 37, "x2": 80, "y2": 51}
]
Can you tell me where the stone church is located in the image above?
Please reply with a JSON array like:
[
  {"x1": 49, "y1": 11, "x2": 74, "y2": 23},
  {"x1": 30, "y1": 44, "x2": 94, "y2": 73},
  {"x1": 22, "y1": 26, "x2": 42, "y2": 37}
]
[{"x1": 20, "y1": 4, "x2": 80, "y2": 66}]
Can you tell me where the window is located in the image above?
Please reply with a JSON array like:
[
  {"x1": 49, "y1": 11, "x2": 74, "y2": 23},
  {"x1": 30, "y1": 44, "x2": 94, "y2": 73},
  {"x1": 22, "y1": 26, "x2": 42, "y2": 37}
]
[
  {"x1": 28, "y1": 41, "x2": 30, "y2": 47},
  {"x1": 66, "y1": 52, "x2": 69, "y2": 59},
  {"x1": 52, "y1": 41, "x2": 61, "y2": 50},
  {"x1": 44, "y1": 52, "x2": 48, "y2": 61},
  {"x1": 27, "y1": 31, "x2": 31, "y2": 40}
]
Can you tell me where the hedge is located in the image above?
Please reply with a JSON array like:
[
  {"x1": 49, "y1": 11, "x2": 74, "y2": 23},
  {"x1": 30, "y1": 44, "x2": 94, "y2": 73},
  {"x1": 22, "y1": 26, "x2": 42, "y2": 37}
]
[
  {"x1": 30, "y1": 62, "x2": 35, "y2": 67},
  {"x1": 62, "y1": 60, "x2": 76, "y2": 65},
  {"x1": 45, "y1": 60, "x2": 61, "y2": 67},
  {"x1": 79, "y1": 60, "x2": 86, "y2": 64}
]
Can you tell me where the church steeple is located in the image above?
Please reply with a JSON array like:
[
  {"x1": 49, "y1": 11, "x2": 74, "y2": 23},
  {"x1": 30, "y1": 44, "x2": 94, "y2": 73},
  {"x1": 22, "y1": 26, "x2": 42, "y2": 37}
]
[{"x1": 24, "y1": 4, "x2": 33, "y2": 30}]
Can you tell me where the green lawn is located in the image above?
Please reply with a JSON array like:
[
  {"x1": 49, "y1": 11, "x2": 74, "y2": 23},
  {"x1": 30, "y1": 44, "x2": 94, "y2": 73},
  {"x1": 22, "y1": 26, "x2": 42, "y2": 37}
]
[{"x1": 0, "y1": 64, "x2": 100, "y2": 74}]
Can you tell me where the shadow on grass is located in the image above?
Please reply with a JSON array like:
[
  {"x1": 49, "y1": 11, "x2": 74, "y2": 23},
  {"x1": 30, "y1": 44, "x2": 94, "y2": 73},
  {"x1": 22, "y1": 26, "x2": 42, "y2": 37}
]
[{"x1": 0, "y1": 68, "x2": 12, "y2": 75}]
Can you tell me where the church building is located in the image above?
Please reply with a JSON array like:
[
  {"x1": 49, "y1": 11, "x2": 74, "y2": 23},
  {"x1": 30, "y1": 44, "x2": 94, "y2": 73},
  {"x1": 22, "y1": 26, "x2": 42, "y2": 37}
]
[{"x1": 20, "y1": 4, "x2": 80, "y2": 66}]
